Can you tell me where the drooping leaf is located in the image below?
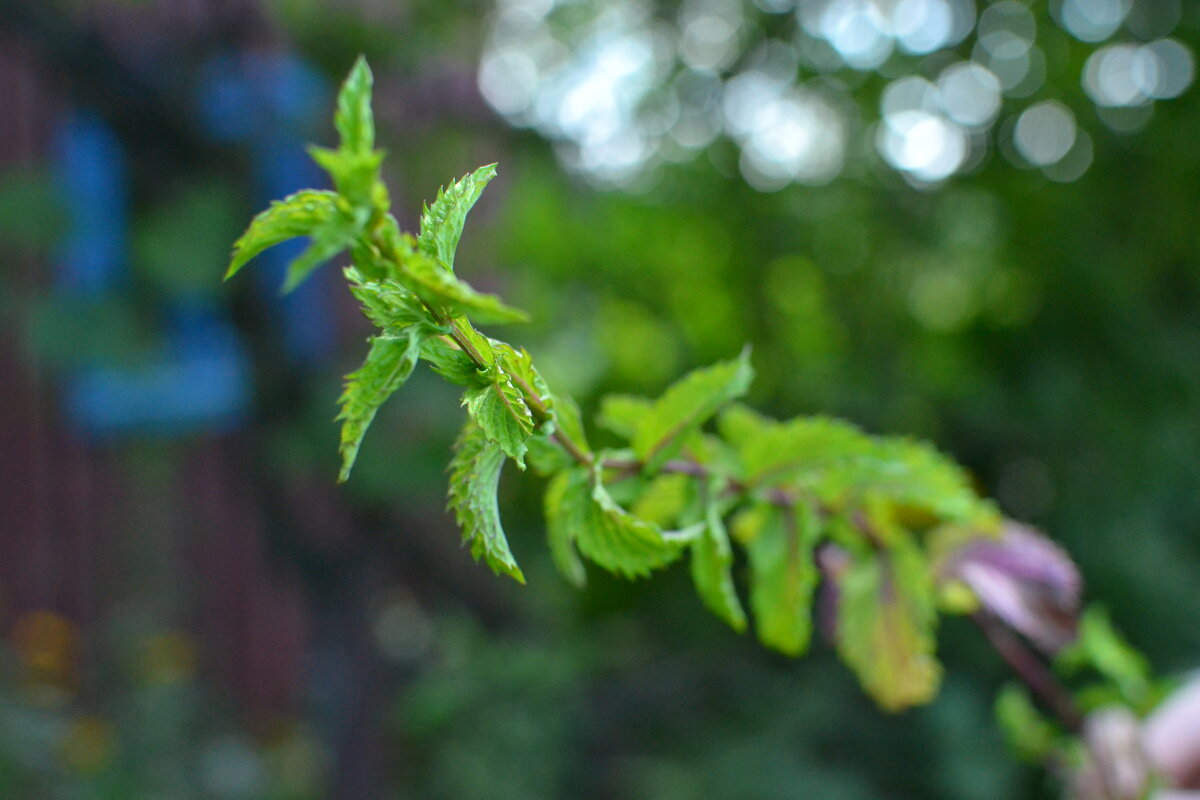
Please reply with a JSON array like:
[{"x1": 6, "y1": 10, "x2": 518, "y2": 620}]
[
  {"x1": 335, "y1": 55, "x2": 375, "y2": 155},
  {"x1": 736, "y1": 504, "x2": 818, "y2": 654},
  {"x1": 418, "y1": 164, "x2": 497, "y2": 271},
  {"x1": 632, "y1": 348, "x2": 754, "y2": 472},
  {"x1": 225, "y1": 189, "x2": 342, "y2": 280},
  {"x1": 448, "y1": 423, "x2": 524, "y2": 583},
  {"x1": 282, "y1": 215, "x2": 359, "y2": 292},
  {"x1": 462, "y1": 372, "x2": 535, "y2": 468},
  {"x1": 554, "y1": 460, "x2": 685, "y2": 579},
  {"x1": 421, "y1": 334, "x2": 483, "y2": 386},
  {"x1": 544, "y1": 469, "x2": 588, "y2": 587},
  {"x1": 397, "y1": 246, "x2": 529, "y2": 325},
  {"x1": 596, "y1": 394, "x2": 652, "y2": 440},
  {"x1": 835, "y1": 541, "x2": 942, "y2": 711},
  {"x1": 691, "y1": 497, "x2": 747, "y2": 632},
  {"x1": 336, "y1": 326, "x2": 427, "y2": 482}
]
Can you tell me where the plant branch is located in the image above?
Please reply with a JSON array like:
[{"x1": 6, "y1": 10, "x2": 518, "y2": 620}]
[{"x1": 973, "y1": 611, "x2": 1083, "y2": 733}]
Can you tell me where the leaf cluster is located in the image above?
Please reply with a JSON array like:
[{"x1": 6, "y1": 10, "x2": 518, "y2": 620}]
[{"x1": 225, "y1": 58, "x2": 1149, "y2": 725}]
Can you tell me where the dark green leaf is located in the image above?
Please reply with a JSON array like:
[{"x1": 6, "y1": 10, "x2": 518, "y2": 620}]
[
  {"x1": 418, "y1": 164, "x2": 497, "y2": 271},
  {"x1": 448, "y1": 423, "x2": 524, "y2": 583}
]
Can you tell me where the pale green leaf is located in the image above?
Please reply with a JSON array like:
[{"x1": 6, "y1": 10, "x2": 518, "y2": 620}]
[
  {"x1": 740, "y1": 504, "x2": 818, "y2": 654},
  {"x1": 630, "y1": 473, "x2": 692, "y2": 527},
  {"x1": 737, "y1": 415, "x2": 872, "y2": 487},
  {"x1": 836, "y1": 541, "x2": 942, "y2": 711},
  {"x1": 544, "y1": 469, "x2": 588, "y2": 587},
  {"x1": 336, "y1": 326, "x2": 426, "y2": 482},
  {"x1": 225, "y1": 189, "x2": 342, "y2": 280},
  {"x1": 596, "y1": 394, "x2": 652, "y2": 440},
  {"x1": 417, "y1": 164, "x2": 497, "y2": 271},
  {"x1": 691, "y1": 500, "x2": 747, "y2": 632},
  {"x1": 335, "y1": 55, "x2": 374, "y2": 154},
  {"x1": 463, "y1": 373, "x2": 535, "y2": 468},
  {"x1": 716, "y1": 402, "x2": 774, "y2": 448},
  {"x1": 632, "y1": 348, "x2": 754, "y2": 471},
  {"x1": 448, "y1": 423, "x2": 524, "y2": 583}
]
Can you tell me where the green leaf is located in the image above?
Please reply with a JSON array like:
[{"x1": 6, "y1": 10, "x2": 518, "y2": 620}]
[
  {"x1": 344, "y1": 268, "x2": 428, "y2": 330},
  {"x1": 497, "y1": 344, "x2": 552, "y2": 420},
  {"x1": 816, "y1": 437, "x2": 979, "y2": 521},
  {"x1": 716, "y1": 402, "x2": 773, "y2": 448},
  {"x1": 737, "y1": 415, "x2": 872, "y2": 487},
  {"x1": 282, "y1": 215, "x2": 358, "y2": 292},
  {"x1": 1056, "y1": 607, "x2": 1152, "y2": 709},
  {"x1": 463, "y1": 373, "x2": 535, "y2": 468},
  {"x1": 995, "y1": 684, "x2": 1061, "y2": 762},
  {"x1": 309, "y1": 145, "x2": 385, "y2": 211},
  {"x1": 691, "y1": 497, "x2": 747, "y2": 632},
  {"x1": 738, "y1": 504, "x2": 817, "y2": 654},
  {"x1": 448, "y1": 423, "x2": 524, "y2": 583},
  {"x1": 544, "y1": 469, "x2": 588, "y2": 587},
  {"x1": 596, "y1": 394, "x2": 652, "y2": 440},
  {"x1": 632, "y1": 348, "x2": 754, "y2": 472},
  {"x1": 335, "y1": 55, "x2": 375, "y2": 155},
  {"x1": 420, "y1": 335, "x2": 482, "y2": 386},
  {"x1": 225, "y1": 189, "x2": 342, "y2": 280},
  {"x1": 336, "y1": 326, "x2": 427, "y2": 482},
  {"x1": 418, "y1": 164, "x2": 497, "y2": 271},
  {"x1": 835, "y1": 541, "x2": 942, "y2": 711},
  {"x1": 555, "y1": 460, "x2": 685, "y2": 579},
  {"x1": 630, "y1": 473, "x2": 692, "y2": 527},
  {"x1": 397, "y1": 246, "x2": 529, "y2": 325},
  {"x1": 550, "y1": 391, "x2": 590, "y2": 455}
]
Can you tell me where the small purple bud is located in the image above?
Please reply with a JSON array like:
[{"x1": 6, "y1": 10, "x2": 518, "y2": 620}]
[{"x1": 943, "y1": 522, "x2": 1081, "y2": 655}]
